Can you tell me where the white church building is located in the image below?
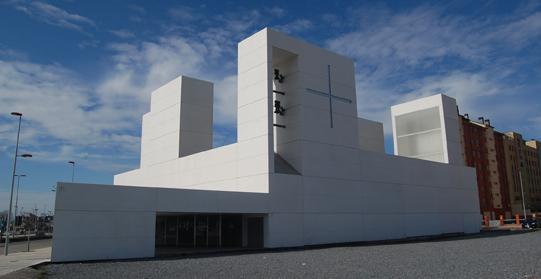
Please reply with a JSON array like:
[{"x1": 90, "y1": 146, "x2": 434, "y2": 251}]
[{"x1": 51, "y1": 28, "x2": 480, "y2": 262}]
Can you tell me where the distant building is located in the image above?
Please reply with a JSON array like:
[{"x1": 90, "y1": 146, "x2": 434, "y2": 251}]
[
  {"x1": 459, "y1": 116, "x2": 511, "y2": 219},
  {"x1": 524, "y1": 139, "x2": 541, "y2": 211},
  {"x1": 526, "y1": 140, "x2": 541, "y2": 163},
  {"x1": 504, "y1": 134, "x2": 541, "y2": 213},
  {"x1": 393, "y1": 99, "x2": 541, "y2": 220},
  {"x1": 458, "y1": 116, "x2": 541, "y2": 218}
]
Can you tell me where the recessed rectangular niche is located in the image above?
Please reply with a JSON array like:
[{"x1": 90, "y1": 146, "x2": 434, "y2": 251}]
[{"x1": 395, "y1": 107, "x2": 444, "y2": 162}]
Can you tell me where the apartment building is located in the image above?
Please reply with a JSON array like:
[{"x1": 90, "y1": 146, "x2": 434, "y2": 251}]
[
  {"x1": 459, "y1": 116, "x2": 511, "y2": 218},
  {"x1": 459, "y1": 113, "x2": 541, "y2": 218},
  {"x1": 507, "y1": 136, "x2": 541, "y2": 212}
]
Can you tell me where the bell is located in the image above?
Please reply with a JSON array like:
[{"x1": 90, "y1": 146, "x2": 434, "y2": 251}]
[
  {"x1": 274, "y1": 100, "x2": 285, "y2": 115},
  {"x1": 274, "y1": 69, "x2": 284, "y2": 83}
]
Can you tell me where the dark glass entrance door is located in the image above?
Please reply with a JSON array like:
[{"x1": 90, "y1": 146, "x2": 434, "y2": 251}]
[
  {"x1": 207, "y1": 215, "x2": 220, "y2": 247},
  {"x1": 195, "y1": 215, "x2": 208, "y2": 248},
  {"x1": 247, "y1": 217, "x2": 264, "y2": 248},
  {"x1": 156, "y1": 213, "x2": 261, "y2": 250},
  {"x1": 221, "y1": 215, "x2": 242, "y2": 247},
  {"x1": 178, "y1": 215, "x2": 194, "y2": 247},
  {"x1": 155, "y1": 216, "x2": 166, "y2": 246},
  {"x1": 165, "y1": 216, "x2": 177, "y2": 246}
]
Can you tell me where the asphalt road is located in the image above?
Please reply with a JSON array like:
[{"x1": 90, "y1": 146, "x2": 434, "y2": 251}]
[
  {"x1": 0, "y1": 239, "x2": 51, "y2": 254},
  {"x1": 40, "y1": 231, "x2": 541, "y2": 279}
]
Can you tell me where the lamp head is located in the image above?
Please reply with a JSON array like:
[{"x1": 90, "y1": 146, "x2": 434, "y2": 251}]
[
  {"x1": 68, "y1": 161, "x2": 75, "y2": 164},
  {"x1": 20, "y1": 154, "x2": 32, "y2": 158},
  {"x1": 11, "y1": 112, "x2": 22, "y2": 116}
]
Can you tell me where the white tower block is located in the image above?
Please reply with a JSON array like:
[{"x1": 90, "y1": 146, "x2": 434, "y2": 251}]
[
  {"x1": 391, "y1": 94, "x2": 463, "y2": 165},
  {"x1": 357, "y1": 117, "x2": 385, "y2": 152},
  {"x1": 140, "y1": 76, "x2": 213, "y2": 167}
]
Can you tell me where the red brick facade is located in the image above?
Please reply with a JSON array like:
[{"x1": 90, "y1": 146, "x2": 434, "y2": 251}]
[
  {"x1": 493, "y1": 132, "x2": 511, "y2": 216},
  {"x1": 460, "y1": 117, "x2": 511, "y2": 218}
]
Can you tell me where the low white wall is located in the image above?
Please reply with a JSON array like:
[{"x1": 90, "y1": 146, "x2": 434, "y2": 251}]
[
  {"x1": 51, "y1": 183, "x2": 269, "y2": 262},
  {"x1": 53, "y1": 150, "x2": 480, "y2": 261},
  {"x1": 52, "y1": 184, "x2": 157, "y2": 262},
  {"x1": 264, "y1": 151, "x2": 480, "y2": 248}
]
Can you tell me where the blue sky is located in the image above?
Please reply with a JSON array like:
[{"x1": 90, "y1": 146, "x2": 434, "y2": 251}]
[{"x1": 1, "y1": 0, "x2": 540, "y2": 213}]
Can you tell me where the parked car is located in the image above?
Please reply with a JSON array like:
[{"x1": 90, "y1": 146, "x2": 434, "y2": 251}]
[{"x1": 521, "y1": 219, "x2": 538, "y2": 229}]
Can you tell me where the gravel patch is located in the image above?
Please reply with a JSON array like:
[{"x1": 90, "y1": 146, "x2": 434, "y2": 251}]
[
  {"x1": 0, "y1": 267, "x2": 45, "y2": 279},
  {"x1": 41, "y1": 230, "x2": 541, "y2": 279}
]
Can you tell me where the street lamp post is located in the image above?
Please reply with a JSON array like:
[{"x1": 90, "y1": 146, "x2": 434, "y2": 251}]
[
  {"x1": 4, "y1": 112, "x2": 32, "y2": 256},
  {"x1": 14, "y1": 174, "x2": 26, "y2": 226},
  {"x1": 518, "y1": 162, "x2": 528, "y2": 223},
  {"x1": 68, "y1": 161, "x2": 75, "y2": 182},
  {"x1": 33, "y1": 207, "x2": 38, "y2": 234}
]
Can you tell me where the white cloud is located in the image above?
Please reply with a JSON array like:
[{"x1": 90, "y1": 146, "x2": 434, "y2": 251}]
[
  {"x1": 102, "y1": 34, "x2": 240, "y2": 126},
  {"x1": 109, "y1": 29, "x2": 135, "y2": 39},
  {"x1": 214, "y1": 75, "x2": 237, "y2": 126},
  {"x1": 4, "y1": 2, "x2": 536, "y2": 178},
  {"x1": 13, "y1": 1, "x2": 95, "y2": 32},
  {"x1": 0, "y1": 22, "x2": 246, "y2": 173},
  {"x1": 0, "y1": 48, "x2": 27, "y2": 60},
  {"x1": 321, "y1": 14, "x2": 341, "y2": 27},
  {"x1": 168, "y1": 6, "x2": 200, "y2": 22},
  {"x1": 328, "y1": 7, "x2": 484, "y2": 67},
  {"x1": 0, "y1": 60, "x2": 93, "y2": 142},
  {"x1": 77, "y1": 40, "x2": 99, "y2": 49},
  {"x1": 488, "y1": 11, "x2": 541, "y2": 49},
  {"x1": 0, "y1": 3, "x2": 278, "y2": 172},
  {"x1": 400, "y1": 72, "x2": 499, "y2": 102},
  {"x1": 529, "y1": 117, "x2": 541, "y2": 135},
  {"x1": 0, "y1": 59, "x2": 144, "y2": 172},
  {"x1": 102, "y1": 36, "x2": 208, "y2": 104},
  {"x1": 327, "y1": 5, "x2": 541, "y2": 138},
  {"x1": 269, "y1": 7, "x2": 286, "y2": 18},
  {"x1": 274, "y1": 19, "x2": 313, "y2": 34}
]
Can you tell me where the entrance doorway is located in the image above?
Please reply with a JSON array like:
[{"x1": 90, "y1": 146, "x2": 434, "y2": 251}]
[
  {"x1": 155, "y1": 213, "x2": 265, "y2": 252},
  {"x1": 247, "y1": 217, "x2": 264, "y2": 248}
]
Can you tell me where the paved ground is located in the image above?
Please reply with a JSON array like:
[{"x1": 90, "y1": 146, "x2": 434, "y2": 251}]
[
  {"x1": 0, "y1": 239, "x2": 52, "y2": 254},
  {"x1": 32, "y1": 230, "x2": 540, "y2": 279},
  {"x1": 0, "y1": 239, "x2": 52, "y2": 278},
  {"x1": 0, "y1": 247, "x2": 50, "y2": 277}
]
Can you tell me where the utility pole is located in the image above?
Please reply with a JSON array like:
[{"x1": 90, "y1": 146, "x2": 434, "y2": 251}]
[
  {"x1": 5, "y1": 112, "x2": 32, "y2": 256},
  {"x1": 33, "y1": 206, "x2": 38, "y2": 233},
  {"x1": 518, "y1": 164, "x2": 528, "y2": 223},
  {"x1": 14, "y1": 174, "x2": 26, "y2": 227}
]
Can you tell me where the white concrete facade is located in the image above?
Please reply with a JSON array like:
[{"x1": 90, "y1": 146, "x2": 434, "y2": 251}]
[
  {"x1": 357, "y1": 117, "x2": 385, "y2": 152},
  {"x1": 140, "y1": 76, "x2": 213, "y2": 167},
  {"x1": 52, "y1": 28, "x2": 480, "y2": 262},
  {"x1": 391, "y1": 94, "x2": 464, "y2": 165}
]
